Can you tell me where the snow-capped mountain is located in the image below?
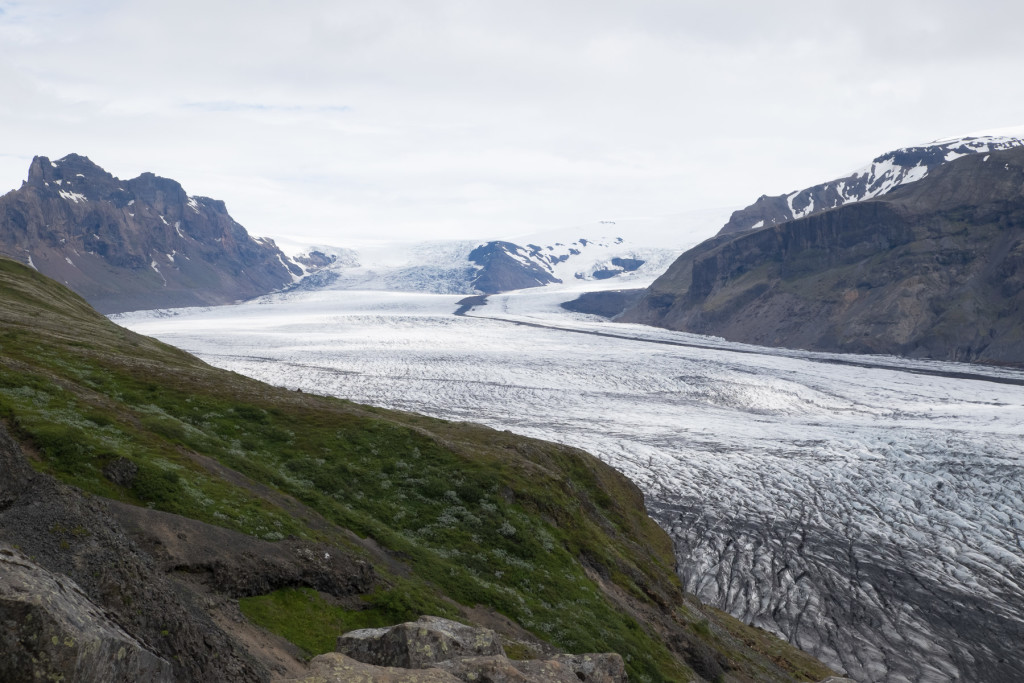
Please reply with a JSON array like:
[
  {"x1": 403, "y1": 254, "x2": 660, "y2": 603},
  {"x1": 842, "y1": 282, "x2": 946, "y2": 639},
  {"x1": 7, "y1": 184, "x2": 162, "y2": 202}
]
[
  {"x1": 719, "y1": 126, "x2": 1024, "y2": 234},
  {"x1": 282, "y1": 210, "x2": 731, "y2": 297},
  {"x1": 622, "y1": 144, "x2": 1024, "y2": 365}
]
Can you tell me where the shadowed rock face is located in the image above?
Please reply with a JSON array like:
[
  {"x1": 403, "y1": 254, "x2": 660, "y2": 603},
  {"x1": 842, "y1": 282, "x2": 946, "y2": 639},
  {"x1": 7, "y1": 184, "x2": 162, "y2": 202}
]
[
  {"x1": 621, "y1": 147, "x2": 1024, "y2": 366},
  {"x1": 0, "y1": 422, "x2": 375, "y2": 683},
  {"x1": 0, "y1": 154, "x2": 301, "y2": 313},
  {"x1": 0, "y1": 544, "x2": 173, "y2": 683}
]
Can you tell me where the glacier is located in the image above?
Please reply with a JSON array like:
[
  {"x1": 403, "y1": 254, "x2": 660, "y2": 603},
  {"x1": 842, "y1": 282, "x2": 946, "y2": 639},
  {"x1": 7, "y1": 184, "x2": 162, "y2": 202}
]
[{"x1": 114, "y1": 284, "x2": 1024, "y2": 683}]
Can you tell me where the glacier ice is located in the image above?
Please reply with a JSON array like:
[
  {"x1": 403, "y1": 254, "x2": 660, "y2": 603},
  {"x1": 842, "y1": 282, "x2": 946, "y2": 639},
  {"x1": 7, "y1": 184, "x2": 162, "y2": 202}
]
[{"x1": 114, "y1": 286, "x2": 1024, "y2": 683}]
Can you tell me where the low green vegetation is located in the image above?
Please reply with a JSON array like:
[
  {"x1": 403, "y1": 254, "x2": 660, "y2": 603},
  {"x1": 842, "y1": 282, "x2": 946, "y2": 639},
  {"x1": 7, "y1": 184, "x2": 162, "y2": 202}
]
[
  {"x1": 0, "y1": 257, "x2": 833, "y2": 682},
  {"x1": 239, "y1": 582, "x2": 448, "y2": 657}
]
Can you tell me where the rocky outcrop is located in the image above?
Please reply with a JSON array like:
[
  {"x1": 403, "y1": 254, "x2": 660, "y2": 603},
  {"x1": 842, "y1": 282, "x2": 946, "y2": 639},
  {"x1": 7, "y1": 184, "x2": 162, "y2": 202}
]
[
  {"x1": 107, "y1": 502, "x2": 377, "y2": 600},
  {"x1": 0, "y1": 544, "x2": 173, "y2": 683},
  {"x1": 288, "y1": 617, "x2": 627, "y2": 683},
  {"x1": 337, "y1": 616, "x2": 505, "y2": 668},
  {"x1": 0, "y1": 154, "x2": 302, "y2": 312},
  {"x1": 286, "y1": 653, "x2": 462, "y2": 682},
  {"x1": 437, "y1": 653, "x2": 626, "y2": 683},
  {"x1": 621, "y1": 147, "x2": 1024, "y2": 365},
  {"x1": 0, "y1": 423, "x2": 271, "y2": 682},
  {"x1": 0, "y1": 420, "x2": 380, "y2": 682}
]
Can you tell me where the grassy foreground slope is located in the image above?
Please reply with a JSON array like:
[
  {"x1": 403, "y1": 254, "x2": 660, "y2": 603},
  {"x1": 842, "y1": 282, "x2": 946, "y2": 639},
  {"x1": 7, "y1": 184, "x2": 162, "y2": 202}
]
[{"x1": 0, "y1": 256, "x2": 833, "y2": 682}]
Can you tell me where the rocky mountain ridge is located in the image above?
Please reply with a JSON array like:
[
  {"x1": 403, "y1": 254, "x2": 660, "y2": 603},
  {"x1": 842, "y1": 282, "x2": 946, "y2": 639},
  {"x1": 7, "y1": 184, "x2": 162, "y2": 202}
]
[
  {"x1": 718, "y1": 129, "x2": 1024, "y2": 235},
  {"x1": 0, "y1": 154, "x2": 695, "y2": 309},
  {"x1": 0, "y1": 154, "x2": 302, "y2": 313},
  {"x1": 619, "y1": 145, "x2": 1024, "y2": 365}
]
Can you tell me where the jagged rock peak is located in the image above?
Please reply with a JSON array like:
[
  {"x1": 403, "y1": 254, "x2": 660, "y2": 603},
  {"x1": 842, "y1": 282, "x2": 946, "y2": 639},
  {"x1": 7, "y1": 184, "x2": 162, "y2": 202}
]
[
  {"x1": 0, "y1": 153, "x2": 303, "y2": 312},
  {"x1": 26, "y1": 153, "x2": 116, "y2": 190}
]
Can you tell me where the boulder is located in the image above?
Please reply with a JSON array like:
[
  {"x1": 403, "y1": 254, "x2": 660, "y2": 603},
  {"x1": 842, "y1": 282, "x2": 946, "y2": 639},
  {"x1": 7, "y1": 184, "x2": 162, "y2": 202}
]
[
  {"x1": 333, "y1": 617, "x2": 627, "y2": 683},
  {"x1": 434, "y1": 655, "x2": 533, "y2": 682},
  {"x1": 436, "y1": 652, "x2": 626, "y2": 682},
  {"x1": 337, "y1": 616, "x2": 505, "y2": 668},
  {"x1": 517, "y1": 653, "x2": 626, "y2": 682},
  {"x1": 283, "y1": 652, "x2": 460, "y2": 682},
  {"x1": 0, "y1": 543, "x2": 173, "y2": 683}
]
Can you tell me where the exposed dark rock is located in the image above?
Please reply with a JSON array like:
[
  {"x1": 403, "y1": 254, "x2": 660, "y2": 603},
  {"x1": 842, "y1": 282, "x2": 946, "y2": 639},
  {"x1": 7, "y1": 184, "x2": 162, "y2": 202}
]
[
  {"x1": 107, "y1": 501, "x2": 377, "y2": 599},
  {"x1": 454, "y1": 293, "x2": 489, "y2": 316},
  {"x1": 508, "y1": 653, "x2": 626, "y2": 682},
  {"x1": 468, "y1": 241, "x2": 561, "y2": 293},
  {"x1": 0, "y1": 422, "x2": 270, "y2": 682},
  {"x1": 283, "y1": 653, "x2": 461, "y2": 682},
  {"x1": 437, "y1": 653, "x2": 626, "y2": 682},
  {"x1": 0, "y1": 420, "x2": 379, "y2": 682},
  {"x1": 610, "y1": 256, "x2": 645, "y2": 272},
  {"x1": 622, "y1": 147, "x2": 1024, "y2": 366},
  {"x1": 560, "y1": 289, "x2": 644, "y2": 318},
  {"x1": 294, "y1": 249, "x2": 337, "y2": 269},
  {"x1": 0, "y1": 543, "x2": 173, "y2": 683},
  {"x1": 0, "y1": 153, "x2": 302, "y2": 313},
  {"x1": 586, "y1": 257, "x2": 646, "y2": 280}
]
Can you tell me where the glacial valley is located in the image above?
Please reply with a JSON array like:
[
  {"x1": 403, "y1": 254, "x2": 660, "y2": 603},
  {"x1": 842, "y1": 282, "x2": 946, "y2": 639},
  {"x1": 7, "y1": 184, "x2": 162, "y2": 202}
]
[{"x1": 115, "y1": 285, "x2": 1024, "y2": 683}]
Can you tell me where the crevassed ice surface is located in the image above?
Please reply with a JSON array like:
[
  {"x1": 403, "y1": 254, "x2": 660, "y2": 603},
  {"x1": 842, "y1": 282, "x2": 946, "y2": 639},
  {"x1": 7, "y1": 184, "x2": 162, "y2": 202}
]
[{"x1": 114, "y1": 287, "x2": 1024, "y2": 683}]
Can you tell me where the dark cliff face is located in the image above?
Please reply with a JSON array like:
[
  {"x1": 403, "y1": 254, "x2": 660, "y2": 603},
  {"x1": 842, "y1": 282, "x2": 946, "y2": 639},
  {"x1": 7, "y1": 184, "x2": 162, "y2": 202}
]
[
  {"x1": 621, "y1": 148, "x2": 1024, "y2": 366},
  {"x1": 0, "y1": 154, "x2": 302, "y2": 313}
]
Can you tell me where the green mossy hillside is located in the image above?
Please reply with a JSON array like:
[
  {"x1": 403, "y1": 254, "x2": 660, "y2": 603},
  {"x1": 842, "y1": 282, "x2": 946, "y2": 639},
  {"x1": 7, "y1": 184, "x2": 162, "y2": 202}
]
[{"x1": 0, "y1": 257, "x2": 833, "y2": 682}]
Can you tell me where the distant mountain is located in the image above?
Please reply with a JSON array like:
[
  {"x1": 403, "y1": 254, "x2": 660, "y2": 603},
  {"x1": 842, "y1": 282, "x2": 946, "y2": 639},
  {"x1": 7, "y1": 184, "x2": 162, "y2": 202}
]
[
  {"x1": 285, "y1": 231, "x2": 685, "y2": 296},
  {"x1": 719, "y1": 128, "x2": 1024, "y2": 235},
  {"x1": 620, "y1": 145, "x2": 1024, "y2": 366},
  {"x1": 0, "y1": 154, "x2": 302, "y2": 313}
]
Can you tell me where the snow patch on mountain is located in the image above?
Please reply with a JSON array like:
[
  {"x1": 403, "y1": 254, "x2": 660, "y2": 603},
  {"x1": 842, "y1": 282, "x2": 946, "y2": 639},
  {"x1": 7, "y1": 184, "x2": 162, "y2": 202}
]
[
  {"x1": 720, "y1": 127, "x2": 1024, "y2": 234},
  {"x1": 58, "y1": 190, "x2": 87, "y2": 203},
  {"x1": 278, "y1": 208, "x2": 731, "y2": 297}
]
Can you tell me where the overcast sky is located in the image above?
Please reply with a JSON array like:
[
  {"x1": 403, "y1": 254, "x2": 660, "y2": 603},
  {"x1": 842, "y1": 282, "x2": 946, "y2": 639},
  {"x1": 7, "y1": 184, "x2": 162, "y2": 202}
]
[{"x1": 2, "y1": 1, "x2": 1022, "y2": 246}]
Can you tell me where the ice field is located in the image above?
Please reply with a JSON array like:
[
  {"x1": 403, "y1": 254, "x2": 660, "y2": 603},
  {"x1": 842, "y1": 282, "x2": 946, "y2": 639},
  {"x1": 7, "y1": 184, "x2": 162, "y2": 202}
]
[{"x1": 115, "y1": 286, "x2": 1024, "y2": 683}]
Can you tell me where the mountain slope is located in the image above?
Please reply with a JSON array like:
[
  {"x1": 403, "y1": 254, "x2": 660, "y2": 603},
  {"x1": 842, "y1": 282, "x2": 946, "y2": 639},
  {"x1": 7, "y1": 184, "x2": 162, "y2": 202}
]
[
  {"x1": 0, "y1": 154, "x2": 301, "y2": 313},
  {"x1": 718, "y1": 128, "x2": 1024, "y2": 235},
  {"x1": 0, "y1": 256, "x2": 833, "y2": 682},
  {"x1": 620, "y1": 146, "x2": 1024, "y2": 365}
]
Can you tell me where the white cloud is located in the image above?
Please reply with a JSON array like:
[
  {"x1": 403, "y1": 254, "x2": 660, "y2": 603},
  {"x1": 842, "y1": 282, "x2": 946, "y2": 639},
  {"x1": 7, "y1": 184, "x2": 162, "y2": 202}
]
[{"x1": 2, "y1": 0, "x2": 1023, "y2": 244}]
